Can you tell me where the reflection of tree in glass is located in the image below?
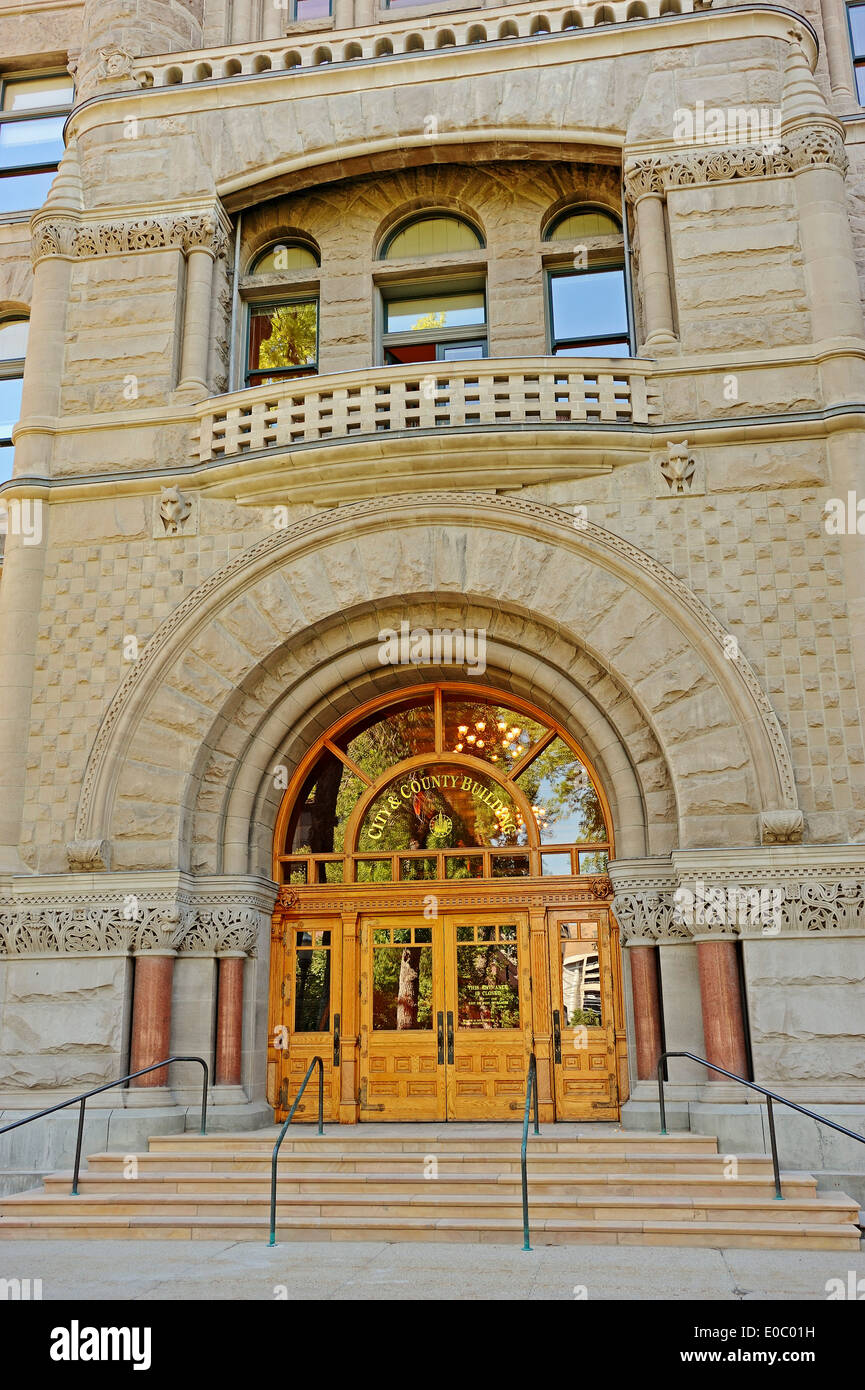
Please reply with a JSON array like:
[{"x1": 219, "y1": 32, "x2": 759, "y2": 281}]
[
  {"x1": 294, "y1": 947, "x2": 330, "y2": 1031},
  {"x1": 258, "y1": 303, "x2": 316, "y2": 370},
  {"x1": 372, "y1": 947, "x2": 433, "y2": 1029},
  {"x1": 517, "y1": 738, "x2": 606, "y2": 842}
]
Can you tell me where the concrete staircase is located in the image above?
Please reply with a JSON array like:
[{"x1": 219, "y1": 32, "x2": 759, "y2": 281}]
[{"x1": 0, "y1": 1127, "x2": 860, "y2": 1248}]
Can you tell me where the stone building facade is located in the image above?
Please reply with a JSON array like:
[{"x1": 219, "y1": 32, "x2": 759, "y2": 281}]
[{"x1": 1, "y1": 0, "x2": 864, "y2": 1196}]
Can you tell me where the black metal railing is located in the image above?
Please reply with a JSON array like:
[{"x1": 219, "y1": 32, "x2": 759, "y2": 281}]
[
  {"x1": 0, "y1": 1055, "x2": 209, "y2": 1196},
  {"x1": 657, "y1": 1051, "x2": 865, "y2": 1200},
  {"x1": 521, "y1": 1054, "x2": 540, "y2": 1250},
  {"x1": 269, "y1": 1056, "x2": 324, "y2": 1246}
]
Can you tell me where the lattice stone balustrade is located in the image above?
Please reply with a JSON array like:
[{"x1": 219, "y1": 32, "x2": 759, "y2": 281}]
[
  {"x1": 135, "y1": 0, "x2": 694, "y2": 87},
  {"x1": 193, "y1": 359, "x2": 658, "y2": 462}
]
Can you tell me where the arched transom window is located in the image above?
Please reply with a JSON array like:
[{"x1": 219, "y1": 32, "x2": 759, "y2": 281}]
[{"x1": 275, "y1": 685, "x2": 612, "y2": 885}]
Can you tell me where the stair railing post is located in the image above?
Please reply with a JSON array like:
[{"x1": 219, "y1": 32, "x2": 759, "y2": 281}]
[
  {"x1": 71, "y1": 1097, "x2": 86, "y2": 1197},
  {"x1": 766, "y1": 1096, "x2": 783, "y2": 1200}
]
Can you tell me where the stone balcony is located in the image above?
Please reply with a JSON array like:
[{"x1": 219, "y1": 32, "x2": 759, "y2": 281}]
[
  {"x1": 195, "y1": 357, "x2": 658, "y2": 457},
  {"x1": 135, "y1": 0, "x2": 695, "y2": 88},
  {"x1": 191, "y1": 358, "x2": 660, "y2": 503}
]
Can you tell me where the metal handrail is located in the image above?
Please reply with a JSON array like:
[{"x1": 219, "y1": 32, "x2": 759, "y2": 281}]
[
  {"x1": 269, "y1": 1055, "x2": 324, "y2": 1246},
  {"x1": 521, "y1": 1054, "x2": 540, "y2": 1251},
  {"x1": 0, "y1": 1055, "x2": 209, "y2": 1196},
  {"x1": 657, "y1": 1050, "x2": 865, "y2": 1201}
]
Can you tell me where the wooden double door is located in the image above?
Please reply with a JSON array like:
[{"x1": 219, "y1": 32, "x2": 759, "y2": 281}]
[
  {"x1": 269, "y1": 893, "x2": 627, "y2": 1124},
  {"x1": 360, "y1": 911, "x2": 531, "y2": 1121}
]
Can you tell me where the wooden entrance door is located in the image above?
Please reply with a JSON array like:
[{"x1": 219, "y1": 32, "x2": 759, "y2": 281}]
[
  {"x1": 270, "y1": 913, "x2": 341, "y2": 1122},
  {"x1": 358, "y1": 910, "x2": 532, "y2": 1121},
  {"x1": 547, "y1": 905, "x2": 621, "y2": 1119}
]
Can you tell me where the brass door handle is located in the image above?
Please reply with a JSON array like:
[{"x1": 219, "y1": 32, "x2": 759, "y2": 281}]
[
  {"x1": 552, "y1": 1009, "x2": 562, "y2": 1064},
  {"x1": 333, "y1": 1013, "x2": 340, "y2": 1067},
  {"x1": 437, "y1": 1012, "x2": 444, "y2": 1065},
  {"x1": 446, "y1": 1011, "x2": 454, "y2": 1064}
]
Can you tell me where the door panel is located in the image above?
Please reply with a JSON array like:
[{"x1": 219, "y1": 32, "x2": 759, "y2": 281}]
[
  {"x1": 359, "y1": 915, "x2": 446, "y2": 1120},
  {"x1": 445, "y1": 914, "x2": 532, "y2": 1119},
  {"x1": 549, "y1": 906, "x2": 619, "y2": 1119},
  {"x1": 274, "y1": 917, "x2": 341, "y2": 1122}
]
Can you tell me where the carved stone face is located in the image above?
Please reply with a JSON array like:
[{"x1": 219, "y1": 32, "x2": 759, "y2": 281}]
[{"x1": 159, "y1": 487, "x2": 192, "y2": 534}]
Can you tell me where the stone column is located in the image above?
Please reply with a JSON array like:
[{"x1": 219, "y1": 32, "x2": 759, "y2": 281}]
[
  {"x1": 215, "y1": 954, "x2": 245, "y2": 1086},
  {"x1": 231, "y1": 0, "x2": 256, "y2": 43},
  {"x1": 177, "y1": 246, "x2": 217, "y2": 399},
  {"x1": 261, "y1": 0, "x2": 284, "y2": 41},
  {"x1": 0, "y1": 151, "x2": 81, "y2": 870},
  {"x1": 609, "y1": 859, "x2": 677, "y2": 1086},
  {"x1": 630, "y1": 189, "x2": 677, "y2": 351},
  {"x1": 783, "y1": 36, "x2": 865, "y2": 404},
  {"x1": 694, "y1": 938, "x2": 748, "y2": 1079},
  {"x1": 819, "y1": 0, "x2": 856, "y2": 101},
  {"x1": 628, "y1": 945, "x2": 663, "y2": 1080},
  {"x1": 129, "y1": 952, "x2": 176, "y2": 1086}
]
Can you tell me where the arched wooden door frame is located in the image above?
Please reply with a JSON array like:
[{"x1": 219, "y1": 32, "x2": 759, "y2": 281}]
[{"x1": 268, "y1": 681, "x2": 625, "y2": 1124}]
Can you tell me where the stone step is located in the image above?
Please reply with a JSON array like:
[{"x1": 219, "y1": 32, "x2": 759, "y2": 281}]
[
  {"x1": 0, "y1": 1212, "x2": 858, "y2": 1250},
  {"x1": 2, "y1": 1189, "x2": 855, "y2": 1224},
  {"x1": 82, "y1": 1149, "x2": 790, "y2": 1178},
  {"x1": 146, "y1": 1131, "x2": 721, "y2": 1157},
  {"x1": 42, "y1": 1170, "x2": 819, "y2": 1200}
]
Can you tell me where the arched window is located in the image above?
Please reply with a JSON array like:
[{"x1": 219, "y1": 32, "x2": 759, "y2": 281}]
[
  {"x1": 244, "y1": 240, "x2": 320, "y2": 387},
  {"x1": 0, "y1": 316, "x2": 28, "y2": 481},
  {"x1": 250, "y1": 241, "x2": 318, "y2": 274},
  {"x1": 275, "y1": 685, "x2": 611, "y2": 885},
  {"x1": 544, "y1": 205, "x2": 630, "y2": 357},
  {"x1": 378, "y1": 215, "x2": 486, "y2": 365},
  {"x1": 381, "y1": 216, "x2": 483, "y2": 260}
]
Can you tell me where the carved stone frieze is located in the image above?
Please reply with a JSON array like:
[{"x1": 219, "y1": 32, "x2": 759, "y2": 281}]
[
  {"x1": 31, "y1": 213, "x2": 229, "y2": 267},
  {"x1": 624, "y1": 125, "x2": 847, "y2": 202},
  {"x1": 610, "y1": 888, "x2": 684, "y2": 944},
  {"x1": 0, "y1": 884, "x2": 273, "y2": 957}
]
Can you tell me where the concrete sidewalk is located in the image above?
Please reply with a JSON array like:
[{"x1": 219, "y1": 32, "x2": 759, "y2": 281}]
[{"x1": 2, "y1": 1239, "x2": 863, "y2": 1300}]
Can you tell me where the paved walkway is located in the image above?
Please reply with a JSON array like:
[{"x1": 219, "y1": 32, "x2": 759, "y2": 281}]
[{"x1": 2, "y1": 1239, "x2": 863, "y2": 1300}]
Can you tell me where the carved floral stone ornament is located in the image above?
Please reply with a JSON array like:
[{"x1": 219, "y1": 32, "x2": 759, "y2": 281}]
[
  {"x1": 31, "y1": 213, "x2": 229, "y2": 267},
  {"x1": 660, "y1": 440, "x2": 696, "y2": 494},
  {"x1": 0, "y1": 891, "x2": 273, "y2": 956}
]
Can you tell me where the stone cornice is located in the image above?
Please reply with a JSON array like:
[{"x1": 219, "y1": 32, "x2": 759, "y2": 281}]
[
  {"x1": 624, "y1": 125, "x2": 848, "y2": 200},
  {"x1": 30, "y1": 210, "x2": 230, "y2": 267}
]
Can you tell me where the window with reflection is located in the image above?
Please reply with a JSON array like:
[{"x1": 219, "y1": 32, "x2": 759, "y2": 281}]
[
  {"x1": 276, "y1": 686, "x2": 612, "y2": 884},
  {"x1": 293, "y1": 928, "x2": 331, "y2": 1031},
  {"x1": 371, "y1": 924, "x2": 433, "y2": 1030},
  {"x1": 0, "y1": 73, "x2": 73, "y2": 216},
  {"x1": 455, "y1": 922, "x2": 520, "y2": 1029},
  {"x1": 245, "y1": 241, "x2": 320, "y2": 386},
  {"x1": 0, "y1": 317, "x2": 28, "y2": 483},
  {"x1": 559, "y1": 922, "x2": 602, "y2": 1027},
  {"x1": 544, "y1": 205, "x2": 630, "y2": 357},
  {"x1": 380, "y1": 215, "x2": 487, "y2": 364}
]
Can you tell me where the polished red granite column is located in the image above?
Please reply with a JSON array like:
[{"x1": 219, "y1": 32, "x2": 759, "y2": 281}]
[
  {"x1": 129, "y1": 954, "x2": 176, "y2": 1085},
  {"x1": 696, "y1": 939, "x2": 748, "y2": 1078},
  {"x1": 629, "y1": 945, "x2": 663, "y2": 1080},
  {"x1": 215, "y1": 954, "x2": 245, "y2": 1087}
]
